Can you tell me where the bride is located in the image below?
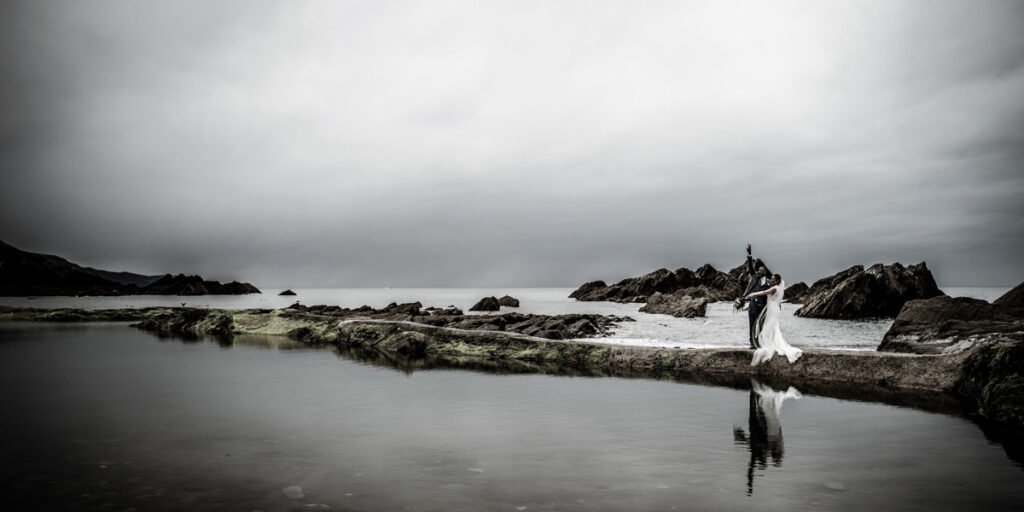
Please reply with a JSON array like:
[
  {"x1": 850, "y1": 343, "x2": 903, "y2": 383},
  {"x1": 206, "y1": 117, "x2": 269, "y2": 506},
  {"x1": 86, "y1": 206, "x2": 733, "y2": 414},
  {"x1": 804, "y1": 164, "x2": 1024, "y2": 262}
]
[{"x1": 745, "y1": 274, "x2": 802, "y2": 366}]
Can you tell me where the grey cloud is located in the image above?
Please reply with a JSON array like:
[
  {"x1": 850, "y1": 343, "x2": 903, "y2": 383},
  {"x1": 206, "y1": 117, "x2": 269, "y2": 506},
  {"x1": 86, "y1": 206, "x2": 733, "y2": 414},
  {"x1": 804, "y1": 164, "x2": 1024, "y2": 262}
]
[{"x1": 1, "y1": 0, "x2": 1022, "y2": 288}]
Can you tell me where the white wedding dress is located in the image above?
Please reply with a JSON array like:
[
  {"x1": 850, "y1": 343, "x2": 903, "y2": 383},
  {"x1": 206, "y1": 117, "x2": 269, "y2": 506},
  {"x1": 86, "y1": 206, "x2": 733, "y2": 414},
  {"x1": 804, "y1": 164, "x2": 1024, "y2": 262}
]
[{"x1": 751, "y1": 280, "x2": 803, "y2": 366}]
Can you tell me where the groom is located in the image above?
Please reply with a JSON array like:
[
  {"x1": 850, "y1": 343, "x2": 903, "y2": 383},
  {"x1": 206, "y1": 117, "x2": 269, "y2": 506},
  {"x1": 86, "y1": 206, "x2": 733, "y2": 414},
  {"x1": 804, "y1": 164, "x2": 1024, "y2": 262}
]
[{"x1": 744, "y1": 244, "x2": 771, "y2": 349}]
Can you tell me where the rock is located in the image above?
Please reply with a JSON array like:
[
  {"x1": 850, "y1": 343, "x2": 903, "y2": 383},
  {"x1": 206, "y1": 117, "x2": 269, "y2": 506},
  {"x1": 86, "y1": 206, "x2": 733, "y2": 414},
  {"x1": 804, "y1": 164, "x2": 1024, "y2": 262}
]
[
  {"x1": 879, "y1": 296, "x2": 1024, "y2": 354},
  {"x1": 782, "y1": 282, "x2": 809, "y2": 303},
  {"x1": 469, "y1": 296, "x2": 501, "y2": 312},
  {"x1": 639, "y1": 293, "x2": 709, "y2": 318},
  {"x1": 568, "y1": 280, "x2": 607, "y2": 300},
  {"x1": 670, "y1": 285, "x2": 736, "y2": 302},
  {"x1": 279, "y1": 289, "x2": 297, "y2": 296},
  {"x1": 955, "y1": 335, "x2": 1024, "y2": 427},
  {"x1": 804, "y1": 265, "x2": 864, "y2": 299},
  {"x1": 382, "y1": 302, "x2": 423, "y2": 316},
  {"x1": 795, "y1": 262, "x2": 943, "y2": 319},
  {"x1": 497, "y1": 295, "x2": 520, "y2": 307},
  {"x1": 994, "y1": 281, "x2": 1024, "y2": 307},
  {"x1": 569, "y1": 264, "x2": 743, "y2": 303},
  {"x1": 282, "y1": 485, "x2": 304, "y2": 500}
]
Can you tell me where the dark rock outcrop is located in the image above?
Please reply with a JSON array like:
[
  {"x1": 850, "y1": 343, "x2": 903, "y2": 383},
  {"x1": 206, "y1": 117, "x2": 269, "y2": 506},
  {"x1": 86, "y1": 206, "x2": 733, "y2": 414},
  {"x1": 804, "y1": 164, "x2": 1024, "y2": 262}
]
[
  {"x1": 994, "y1": 281, "x2": 1024, "y2": 307},
  {"x1": 639, "y1": 293, "x2": 708, "y2": 318},
  {"x1": 956, "y1": 335, "x2": 1024, "y2": 427},
  {"x1": 570, "y1": 264, "x2": 743, "y2": 303},
  {"x1": 795, "y1": 262, "x2": 943, "y2": 319},
  {"x1": 0, "y1": 240, "x2": 259, "y2": 296},
  {"x1": 497, "y1": 295, "x2": 520, "y2": 307},
  {"x1": 782, "y1": 282, "x2": 809, "y2": 303},
  {"x1": 0, "y1": 240, "x2": 131, "y2": 296},
  {"x1": 879, "y1": 295, "x2": 1024, "y2": 354},
  {"x1": 140, "y1": 274, "x2": 260, "y2": 295},
  {"x1": 279, "y1": 289, "x2": 297, "y2": 296},
  {"x1": 469, "y1": 296, "x2": 501, "y2": 312}
]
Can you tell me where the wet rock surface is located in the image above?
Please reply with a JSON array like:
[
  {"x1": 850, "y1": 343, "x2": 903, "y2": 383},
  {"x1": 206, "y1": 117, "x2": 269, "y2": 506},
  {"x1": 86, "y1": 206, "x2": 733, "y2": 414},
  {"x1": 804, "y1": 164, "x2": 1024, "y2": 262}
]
[
  {"x1": 639, "y1": 293, "x2": 709, "y2": 318},
  {"x1": 795, "y1": 262, "x2": 943, "y2": 319},
  {"x1": 497, "y1": 295, "x2": 520, "y2": 307},
  {"x1": 956, "y1": 334, "x2": 1024, "y2": 428}
]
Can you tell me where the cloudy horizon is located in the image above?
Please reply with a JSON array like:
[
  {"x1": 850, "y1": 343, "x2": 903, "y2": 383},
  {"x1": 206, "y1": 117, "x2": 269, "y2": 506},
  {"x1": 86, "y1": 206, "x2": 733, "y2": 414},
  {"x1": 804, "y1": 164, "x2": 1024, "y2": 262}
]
[{"x1": 2, "y1": 1, "x2": 1023, "y2": 288}]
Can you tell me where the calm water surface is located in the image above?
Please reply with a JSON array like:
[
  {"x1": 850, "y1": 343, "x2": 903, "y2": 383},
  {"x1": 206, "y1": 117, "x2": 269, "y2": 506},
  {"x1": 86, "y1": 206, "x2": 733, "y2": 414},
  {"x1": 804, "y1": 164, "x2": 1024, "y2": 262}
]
[
  {"x1": 1, "y1": 323, "x2": 1021, "y2": 511},
  {"x1": 0, "y1": 286, "x2": 1009, "y2": 351}
]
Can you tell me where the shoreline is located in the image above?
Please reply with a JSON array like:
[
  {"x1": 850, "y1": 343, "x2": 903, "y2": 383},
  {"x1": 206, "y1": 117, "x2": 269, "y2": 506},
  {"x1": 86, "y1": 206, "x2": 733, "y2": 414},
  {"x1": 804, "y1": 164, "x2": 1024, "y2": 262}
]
[{"x1": 2, "y1": 305, "x2": 1020, "y2": 429}]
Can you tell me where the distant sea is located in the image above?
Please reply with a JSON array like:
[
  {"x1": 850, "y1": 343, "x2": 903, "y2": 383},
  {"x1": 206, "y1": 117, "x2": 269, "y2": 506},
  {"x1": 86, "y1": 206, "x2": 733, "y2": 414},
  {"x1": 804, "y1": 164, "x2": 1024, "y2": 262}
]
[{"x1": 0, "y1": 286, "x2": 1010, "y2": 351}]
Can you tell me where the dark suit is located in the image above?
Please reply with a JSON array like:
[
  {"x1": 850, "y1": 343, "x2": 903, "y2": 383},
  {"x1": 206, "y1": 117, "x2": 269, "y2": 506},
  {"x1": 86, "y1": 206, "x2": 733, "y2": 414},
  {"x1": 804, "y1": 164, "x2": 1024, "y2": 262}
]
[{"x1": 744, "y1": 255, "x2": 770, "y2": 348}]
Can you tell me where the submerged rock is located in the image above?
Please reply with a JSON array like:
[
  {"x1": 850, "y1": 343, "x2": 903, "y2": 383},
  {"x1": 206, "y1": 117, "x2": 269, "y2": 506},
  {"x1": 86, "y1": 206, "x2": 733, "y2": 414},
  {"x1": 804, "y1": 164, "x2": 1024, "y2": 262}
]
[
  {"x1": 469, "y1": 297, "x2": 500, "y2": 312},
  {"x1": 497, "y1": 295, "x2": 520, "y2": 307},
  {"x1": 795, "y1": 262, "x2": 943, "y2": 319},
  {"x1": 279, "y1": 289, "x2": 297, "y2": 296},
  {"x1": 639, "y1": 293, "x2": 708, "y2": 318}
]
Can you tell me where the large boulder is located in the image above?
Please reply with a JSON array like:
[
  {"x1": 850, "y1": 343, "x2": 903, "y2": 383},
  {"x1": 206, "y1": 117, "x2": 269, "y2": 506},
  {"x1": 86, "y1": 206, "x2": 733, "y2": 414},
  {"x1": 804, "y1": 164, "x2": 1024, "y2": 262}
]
[
  {"x1": 279, "y1": 289, "x2": 297, "y2": 296},
  {"x1": 639, "y1": 293, "x2": 709, "y2": 318},
  {"x1": 795, "y1": 262, "x2": 943, "y2": 319},
  {"x1": 782, "y1": 282, "x2": 809, "y2": 303},
  {"x1": 469, "y1": 296, "x2": 501, "y2": 312},
  {"x1": 955, "y1": 335, "x2": 1024, "y2": 427},
  {"x1": 879, "y1": 295, "x2": 1024, "y2": 354},
  {"x1": 994, "y1": 281, "x2": 1024, "y2": 307},
  {"x1": 569, "y1": 264, "x2": 742, "y2": 303},
  {"x1": 497, "y1": 295, "x2": 520, "y2": 307}
]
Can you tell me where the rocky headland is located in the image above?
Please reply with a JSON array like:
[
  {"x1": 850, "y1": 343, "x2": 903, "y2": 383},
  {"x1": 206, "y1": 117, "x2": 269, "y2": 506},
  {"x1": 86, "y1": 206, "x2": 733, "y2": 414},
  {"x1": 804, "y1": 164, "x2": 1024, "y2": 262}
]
[{"x1": 0, "y1": 240, "x2": 260, "y2": 296}]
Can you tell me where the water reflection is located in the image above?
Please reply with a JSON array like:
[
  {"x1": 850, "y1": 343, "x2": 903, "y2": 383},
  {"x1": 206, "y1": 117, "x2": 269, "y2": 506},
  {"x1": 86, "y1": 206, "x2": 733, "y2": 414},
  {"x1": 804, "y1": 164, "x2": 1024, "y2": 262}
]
[{"x1": 733, "y1": 379, "x2": 802, "y2": 495}]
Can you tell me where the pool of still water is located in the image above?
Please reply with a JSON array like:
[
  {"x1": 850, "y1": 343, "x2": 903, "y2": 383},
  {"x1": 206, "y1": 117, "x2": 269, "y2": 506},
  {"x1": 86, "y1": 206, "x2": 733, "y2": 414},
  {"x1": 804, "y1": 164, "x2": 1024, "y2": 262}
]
[{"x1": 1, "y1": 322, "x2": 1021, "y2": 511}]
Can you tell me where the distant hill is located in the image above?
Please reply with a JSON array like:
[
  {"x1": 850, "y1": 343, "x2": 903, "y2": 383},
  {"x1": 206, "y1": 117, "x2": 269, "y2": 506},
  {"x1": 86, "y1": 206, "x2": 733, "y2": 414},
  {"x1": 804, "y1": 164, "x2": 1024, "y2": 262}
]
[
  {"x1": 0, "y1": 240, "x2": 260, "y2": 296},
  {"x1": 82, "y1": 267, "x2": 163, "y2": 287}
]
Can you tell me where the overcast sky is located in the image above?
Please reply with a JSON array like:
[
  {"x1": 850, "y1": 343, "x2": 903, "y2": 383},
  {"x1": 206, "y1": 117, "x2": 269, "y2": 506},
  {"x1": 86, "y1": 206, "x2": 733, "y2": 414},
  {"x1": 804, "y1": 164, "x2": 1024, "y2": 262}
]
[{"x1": 1, "y1": 0, "x2": 1022, "y2": 287}]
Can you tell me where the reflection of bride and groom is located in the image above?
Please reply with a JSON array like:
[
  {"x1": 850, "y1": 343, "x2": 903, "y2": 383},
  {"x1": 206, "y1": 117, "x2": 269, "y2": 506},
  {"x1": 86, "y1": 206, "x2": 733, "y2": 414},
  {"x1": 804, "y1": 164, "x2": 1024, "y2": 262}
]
[
  {"x1": 743, "y1": 244, "x2": 802, "y2": 366},
  {"x1": 733, "y1": 379, "x2": 802, "y2": 496}
]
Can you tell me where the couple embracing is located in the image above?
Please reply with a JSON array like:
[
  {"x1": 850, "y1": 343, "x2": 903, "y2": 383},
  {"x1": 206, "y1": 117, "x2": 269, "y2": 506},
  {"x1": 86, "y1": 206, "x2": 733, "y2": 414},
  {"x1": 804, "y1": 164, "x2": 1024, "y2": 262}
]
[{"x1": 743, "y1": 244, "x2": 802, "y2": 366}]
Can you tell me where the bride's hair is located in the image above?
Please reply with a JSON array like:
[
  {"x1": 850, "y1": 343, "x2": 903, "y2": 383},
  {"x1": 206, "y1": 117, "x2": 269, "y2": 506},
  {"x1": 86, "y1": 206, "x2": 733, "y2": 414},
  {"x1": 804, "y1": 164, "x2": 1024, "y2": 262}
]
[{"x1": 772, "y1": 273, "x2": 782, "y2": 284}]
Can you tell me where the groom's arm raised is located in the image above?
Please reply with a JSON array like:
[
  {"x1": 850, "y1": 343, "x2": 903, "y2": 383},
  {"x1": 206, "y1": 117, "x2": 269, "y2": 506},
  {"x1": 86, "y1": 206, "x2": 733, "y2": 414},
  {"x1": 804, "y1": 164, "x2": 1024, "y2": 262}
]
[{"x1": 746, "y1": 244, "x2": 755, "y2": 274}]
